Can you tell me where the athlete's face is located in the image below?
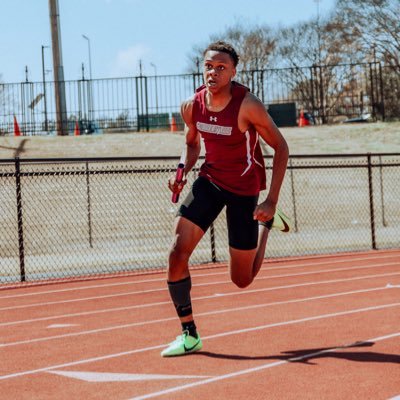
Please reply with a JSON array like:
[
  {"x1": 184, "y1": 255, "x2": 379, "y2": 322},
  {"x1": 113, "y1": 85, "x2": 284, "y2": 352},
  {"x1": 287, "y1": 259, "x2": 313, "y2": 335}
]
[{"x1": 203, "y1": 50, "x2": 236, "y2": 93}]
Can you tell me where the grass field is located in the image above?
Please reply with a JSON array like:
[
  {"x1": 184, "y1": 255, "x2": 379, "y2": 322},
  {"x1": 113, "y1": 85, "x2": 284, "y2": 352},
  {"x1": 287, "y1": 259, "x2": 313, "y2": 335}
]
[{"x1": 0, "y1": 121, "x2": 399, "y2": 159}]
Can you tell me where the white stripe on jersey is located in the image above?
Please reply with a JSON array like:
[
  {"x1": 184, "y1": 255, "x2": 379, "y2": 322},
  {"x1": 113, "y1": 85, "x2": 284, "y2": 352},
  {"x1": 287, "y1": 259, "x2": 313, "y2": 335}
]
[
  {"x1": 240, "y1": 131, "x2": 252, "y2": 176},
  {"x1": 254, "y1": 132, "x2": 263, "y2": 167}
]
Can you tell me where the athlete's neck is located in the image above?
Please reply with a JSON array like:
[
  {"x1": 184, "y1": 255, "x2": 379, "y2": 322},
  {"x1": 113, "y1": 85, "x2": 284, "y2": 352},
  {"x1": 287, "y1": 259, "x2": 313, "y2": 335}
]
[{"x1": 206, "y1": 84, "x2": 232, "y2": 112}]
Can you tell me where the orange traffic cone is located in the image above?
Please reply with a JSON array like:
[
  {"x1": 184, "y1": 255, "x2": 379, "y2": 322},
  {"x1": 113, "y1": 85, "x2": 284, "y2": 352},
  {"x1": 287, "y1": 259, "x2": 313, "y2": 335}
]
[
  {"x1": 74, "y1": 120, "x2": 80, "y2": 136},
  {"x1": 170, "y1": 116, "x2": 178, "y2": 132},
  {"x1": 298, "y1": 110, "x2": 306, "y2": 127},
  {"x1": 13, "y1": 116, "x2": 21, "y2": 136}
]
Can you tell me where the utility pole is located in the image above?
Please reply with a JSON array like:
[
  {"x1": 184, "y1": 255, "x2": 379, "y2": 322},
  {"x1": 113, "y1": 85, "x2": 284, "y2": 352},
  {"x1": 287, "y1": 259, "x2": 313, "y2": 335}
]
[{"x1": 49, "y1": 0, "x2": 68, "y2": 135}]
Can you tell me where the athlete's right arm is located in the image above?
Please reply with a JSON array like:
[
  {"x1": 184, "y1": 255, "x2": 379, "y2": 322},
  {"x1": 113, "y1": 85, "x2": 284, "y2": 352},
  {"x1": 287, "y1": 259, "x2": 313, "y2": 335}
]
[
  {"x1": 181, "y1": 97, "x2": 201, "y2": 175},
  {"x1": 168, "y1": 98, "x2": 200, "y2": 195}
]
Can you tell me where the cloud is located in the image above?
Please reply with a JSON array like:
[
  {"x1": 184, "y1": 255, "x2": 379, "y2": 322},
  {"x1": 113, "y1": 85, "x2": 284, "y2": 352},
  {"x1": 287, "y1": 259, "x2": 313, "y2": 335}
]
[{"x1": 110, "y1": 44, "x2": 151, "y2": 77}]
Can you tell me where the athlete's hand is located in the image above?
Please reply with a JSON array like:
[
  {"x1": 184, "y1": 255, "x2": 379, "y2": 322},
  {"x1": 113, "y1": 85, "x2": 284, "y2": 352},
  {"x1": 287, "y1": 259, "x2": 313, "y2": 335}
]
[
  {"x1": 253, "y1": 199, "x2": 276, "y2": 223},
  {"x1": 168, "y1": 175, "x2": 187, "y2": 195}
]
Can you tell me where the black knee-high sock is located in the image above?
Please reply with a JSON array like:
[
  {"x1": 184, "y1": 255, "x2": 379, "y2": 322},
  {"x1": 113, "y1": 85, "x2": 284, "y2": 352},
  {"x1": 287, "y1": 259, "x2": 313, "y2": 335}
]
[{"x1": 167, "y1": 276, "x2": 193, "y2": 318}]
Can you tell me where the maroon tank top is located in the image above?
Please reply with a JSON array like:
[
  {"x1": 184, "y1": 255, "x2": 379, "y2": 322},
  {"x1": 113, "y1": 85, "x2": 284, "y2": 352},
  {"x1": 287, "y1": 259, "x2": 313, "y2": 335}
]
[{"x1": 192, "y1": 81, "x2": 266, "y2": 196}]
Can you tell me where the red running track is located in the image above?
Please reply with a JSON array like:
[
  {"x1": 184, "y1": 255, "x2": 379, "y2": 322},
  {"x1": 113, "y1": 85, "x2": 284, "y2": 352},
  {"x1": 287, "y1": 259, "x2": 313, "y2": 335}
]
[{"x1": 0, "y1": 249, "x2": 399, "y2": 399}]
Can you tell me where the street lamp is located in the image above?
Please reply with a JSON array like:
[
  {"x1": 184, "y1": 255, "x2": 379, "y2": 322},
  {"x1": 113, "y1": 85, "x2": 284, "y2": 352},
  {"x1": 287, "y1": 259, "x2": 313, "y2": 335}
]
[
  {"x1": 82, "y1": 34, "x2": 93, "y2": 122},
  {"x1": 150, "y1": 62, "x2": 159, "y2": 114},
  {"x1": 81, "y1": 34, "x2": 92, "y2": 80},
  {"x1": 41, "y1": 45, "x2": 50, "y2": 132}
]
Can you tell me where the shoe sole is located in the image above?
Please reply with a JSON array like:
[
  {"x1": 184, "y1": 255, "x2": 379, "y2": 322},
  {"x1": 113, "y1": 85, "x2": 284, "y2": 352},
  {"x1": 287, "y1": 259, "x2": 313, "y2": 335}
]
[{"x1": 161, "y1": 340, "x2": 203, "y2": 357}]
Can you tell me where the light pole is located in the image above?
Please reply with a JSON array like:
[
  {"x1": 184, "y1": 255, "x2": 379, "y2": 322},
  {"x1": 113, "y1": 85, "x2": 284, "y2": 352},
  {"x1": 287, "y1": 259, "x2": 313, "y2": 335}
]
[
  {"x1": 41, "y1": 45, "x2": 50, "y2": 132},
  {"x1": 82, "y1": 34, "x2": 93, "y2": 122},
  {"x1": 150, "y1": 62, "x2": 159, "y2": 114},
  {"x1": 81, "y1": 34, "x2": 92, "y2": 80}
]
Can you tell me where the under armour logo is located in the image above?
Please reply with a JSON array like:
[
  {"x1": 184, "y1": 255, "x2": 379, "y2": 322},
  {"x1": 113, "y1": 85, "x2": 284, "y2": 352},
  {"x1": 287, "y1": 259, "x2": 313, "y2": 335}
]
[{"x1": 210, "y1": 116, "x2": 217, "y2": 122}]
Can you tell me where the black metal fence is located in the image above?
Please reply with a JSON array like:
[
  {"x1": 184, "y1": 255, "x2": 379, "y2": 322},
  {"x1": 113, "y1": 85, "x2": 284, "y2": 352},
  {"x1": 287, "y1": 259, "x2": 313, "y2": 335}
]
[
  {"x1": 1, "y1": 62, "x2": 398, "y2": 135},
  {"x1": 1, "y1": 154, "x2": 399, "y2": 285}
]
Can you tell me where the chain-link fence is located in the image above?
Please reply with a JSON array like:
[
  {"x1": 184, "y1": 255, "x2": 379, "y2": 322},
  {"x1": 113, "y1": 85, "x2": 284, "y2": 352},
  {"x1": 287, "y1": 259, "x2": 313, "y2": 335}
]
[{"x1": 1, "y1": 154, "x2": 399, "y2": 285}]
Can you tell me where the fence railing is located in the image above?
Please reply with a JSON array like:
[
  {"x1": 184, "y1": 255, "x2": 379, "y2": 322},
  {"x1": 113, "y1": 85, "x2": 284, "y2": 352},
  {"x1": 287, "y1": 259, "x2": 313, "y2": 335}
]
[
  {"x1": 1, "y1": 63, "x2": 399, "y2": 135},
  {"x1": 1, "y1": 154, "x2": 399, "y2": 285}
]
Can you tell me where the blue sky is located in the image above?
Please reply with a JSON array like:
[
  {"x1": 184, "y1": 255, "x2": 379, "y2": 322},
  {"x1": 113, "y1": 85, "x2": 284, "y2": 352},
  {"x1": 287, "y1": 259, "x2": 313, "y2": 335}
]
[{"x1": 1, "y1": 0, "x2": 335, "y2": 83}]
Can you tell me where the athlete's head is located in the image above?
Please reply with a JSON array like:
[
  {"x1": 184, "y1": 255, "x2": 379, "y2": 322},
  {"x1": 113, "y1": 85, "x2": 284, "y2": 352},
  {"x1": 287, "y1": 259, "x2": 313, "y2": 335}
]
[
  {"x1": 203, "y1": 41, "x2": 238, "y2": 92},
  {"x1": 203, "y1": 41, "x2": 239, "y2": 67}
]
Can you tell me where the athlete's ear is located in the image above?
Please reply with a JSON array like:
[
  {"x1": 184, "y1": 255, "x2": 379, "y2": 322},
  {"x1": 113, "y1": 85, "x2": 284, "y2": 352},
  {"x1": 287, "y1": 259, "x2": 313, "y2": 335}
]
[{"x1": 231, "y1": 67, "x2": 237, "y2": 79}]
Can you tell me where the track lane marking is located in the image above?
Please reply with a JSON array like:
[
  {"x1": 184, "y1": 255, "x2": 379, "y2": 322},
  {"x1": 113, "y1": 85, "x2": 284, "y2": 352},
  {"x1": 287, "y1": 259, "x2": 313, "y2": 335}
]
[
  {"x1": 129, "y1": 331, "x2": 400, "y2": 400},
  {"x1": 0, "y1": 285, "x2": 392, "y2": 347},
  {"x1": 1, "y1": 271, "x2": 400, "y2": 326},
  {"x1": 0, "y1": 302, "x2": 399, "y2": 381},
  {"x1": 0, "y1": 262, "x2": 398, "y2": 311},
  {"x1": 1, "y1": 252, "x2": 398, "y2": 300}
]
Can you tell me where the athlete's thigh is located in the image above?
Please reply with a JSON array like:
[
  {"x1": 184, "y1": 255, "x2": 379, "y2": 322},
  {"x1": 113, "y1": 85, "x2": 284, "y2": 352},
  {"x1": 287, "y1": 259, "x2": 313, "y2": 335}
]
[
  {"x1": 225, "y1": 192, "x2": 259, "y2": 285},
  {"x1": 178, "y1": 176, "x2": 225, "y2": 232},
  {"x1": 225, "y1": 192, "x2": 259, "y2": 251},
  {"x1": 171, "y1": 215, "x2": 205, "y2": 255},
  {"x1": 228, "y1": 246, "x2": 257, "y2": 287}
]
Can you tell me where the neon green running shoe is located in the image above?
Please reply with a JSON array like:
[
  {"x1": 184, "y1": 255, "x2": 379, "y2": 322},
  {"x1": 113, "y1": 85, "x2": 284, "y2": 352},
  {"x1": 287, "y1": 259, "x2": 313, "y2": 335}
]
[
  {"x1": 161, "y1": 330, "x2": 202, "y2": 357},
  {"x1": 271, "y1": 208, "x2": 292, "y2": 233},
  {"x1": 261, "y1": 208, "x2": 292, "y2": 233}
]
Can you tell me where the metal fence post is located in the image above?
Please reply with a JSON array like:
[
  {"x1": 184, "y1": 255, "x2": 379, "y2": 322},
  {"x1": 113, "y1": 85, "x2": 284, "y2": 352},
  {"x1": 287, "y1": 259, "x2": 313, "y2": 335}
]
[
  {"x1": 209, "y1": 223, "x2": 217, "y2": 263},
  {"x1": 135, "y1": 76, "x2": 140, "y2": 131},
  {"x1": 289, "y1": 158, "x2": 298, "y2": 232},
  {"x1": 367, "y1": 154, "x2": 377, "y2": 249},
  {"x1": 378, "y1": 62, "x2": 385, "y2": 121},
  {"x1": 379, "y1": 155, "x2": 387, "y2": 227},
  {"x1": 86, "y1": 161, "x2": 93, "y2": 248},
  {"x1": 14, "y1": 157, "x2": 26, "y2": 281}
]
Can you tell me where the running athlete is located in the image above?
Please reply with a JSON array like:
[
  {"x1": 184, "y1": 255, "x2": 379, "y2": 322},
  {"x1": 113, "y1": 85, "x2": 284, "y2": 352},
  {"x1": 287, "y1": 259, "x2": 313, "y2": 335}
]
[{"x1": 162, "y1": 41, "x2": 290, "y2": 357}]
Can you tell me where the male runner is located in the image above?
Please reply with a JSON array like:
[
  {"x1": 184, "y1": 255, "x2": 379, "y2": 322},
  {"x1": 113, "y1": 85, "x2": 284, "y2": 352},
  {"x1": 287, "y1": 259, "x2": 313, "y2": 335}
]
[{"x1": 162, "y1": 41, "x2": 290, "y2": 357}]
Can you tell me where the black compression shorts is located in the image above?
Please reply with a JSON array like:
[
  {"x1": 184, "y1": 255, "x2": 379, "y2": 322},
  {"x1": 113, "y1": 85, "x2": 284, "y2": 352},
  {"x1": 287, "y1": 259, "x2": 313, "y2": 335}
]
[{"x1": 177, "y1": 176, "x2": 259, "y2": 250}]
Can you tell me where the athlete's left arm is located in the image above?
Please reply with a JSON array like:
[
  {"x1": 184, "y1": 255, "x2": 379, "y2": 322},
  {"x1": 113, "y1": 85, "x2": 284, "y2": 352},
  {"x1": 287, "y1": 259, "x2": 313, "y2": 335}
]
[{"x1": 240, "y1": 93, "x2": 289, "y2": 221}]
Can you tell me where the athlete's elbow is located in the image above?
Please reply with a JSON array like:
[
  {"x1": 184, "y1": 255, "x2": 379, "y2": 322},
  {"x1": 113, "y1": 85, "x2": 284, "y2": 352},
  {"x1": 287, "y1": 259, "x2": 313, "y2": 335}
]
[{"x1": 273, "y1": 140, "x2": 289, "y2": 159}]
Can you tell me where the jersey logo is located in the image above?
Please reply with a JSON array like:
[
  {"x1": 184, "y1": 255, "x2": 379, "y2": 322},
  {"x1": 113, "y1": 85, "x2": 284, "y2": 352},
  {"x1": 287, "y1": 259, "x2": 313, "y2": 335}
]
[
  {"x1": 210, "y1": 116, "x2": 217, "y2": 122},
  {"x1": 196, "y1": 122, "x2": 232, "y2": 136}
]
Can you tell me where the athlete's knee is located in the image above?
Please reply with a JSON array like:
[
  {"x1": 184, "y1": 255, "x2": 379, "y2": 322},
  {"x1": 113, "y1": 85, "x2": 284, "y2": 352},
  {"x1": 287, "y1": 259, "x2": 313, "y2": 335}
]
[
  {"x1": 168, "y1": 239, "x2": 191, "y2": 265},
  {"x1": 231, "y1": 273, "x2": 253, "y2": 289},
  {"x1": 167, "y1": 240, "x2": 191, "y2": 279}
]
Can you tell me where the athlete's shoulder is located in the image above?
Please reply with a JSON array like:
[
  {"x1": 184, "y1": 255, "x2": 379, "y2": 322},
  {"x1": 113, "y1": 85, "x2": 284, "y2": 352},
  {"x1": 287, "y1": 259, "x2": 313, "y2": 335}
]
[
  {"x1": 181, "y1": 95, "x2": 196, "y2": 125},
  {"x1": 181, "y1": 94, "x2": 195, "y2": 110},
  {"x1": 241, "y1": 91, "x2": 265, "y2": 110}
]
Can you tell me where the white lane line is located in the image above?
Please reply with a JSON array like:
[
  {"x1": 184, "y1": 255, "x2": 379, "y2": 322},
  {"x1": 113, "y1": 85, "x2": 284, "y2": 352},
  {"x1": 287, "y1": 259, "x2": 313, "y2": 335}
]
[
  {"x1": 47, "y1": 371, "x2": 213, "y2": 382},
  {"x1": 1, "y1": 271, "x2": 400, "y2": 327},
  {"x1": 129, "y1": 331, "x2": 400, "y2": 400},
  {"x1": 0, "y1": 303, "x2": 399, "y2": 381},
  {"x1": 47, "y1": 324, "x2": 79, "y2": 329},
  {"x1": 0, "y1": 285, "x2": 396, "y2": 347},
  {"x1": 1, "y1": 253, "x2": 398, "y2": 300},
  {"x1": 1, "y1": 261, "x2": 398, "y2": 312}
]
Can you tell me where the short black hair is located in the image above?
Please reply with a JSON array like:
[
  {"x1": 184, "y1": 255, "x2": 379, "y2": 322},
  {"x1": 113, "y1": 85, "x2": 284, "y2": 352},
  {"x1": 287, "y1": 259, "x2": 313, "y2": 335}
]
[{"x1": 203, "y1": 41, "x2": 239, "y2": 67}]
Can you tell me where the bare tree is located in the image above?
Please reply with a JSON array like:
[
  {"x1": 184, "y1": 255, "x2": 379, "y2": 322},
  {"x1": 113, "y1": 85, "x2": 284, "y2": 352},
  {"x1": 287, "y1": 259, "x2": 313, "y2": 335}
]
[
  {"x1": 333, "y1": 0, "x2": 400, "y2": 118},
  {"x1": 335, "y1": 0, "x2": 400, "y2": 68},
  {"x1": 186, "y1": 21, "x2": 277, "y2": 72},
  {"x1": 185, "y1": 21, "x2": 277, "y2": 100}
]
